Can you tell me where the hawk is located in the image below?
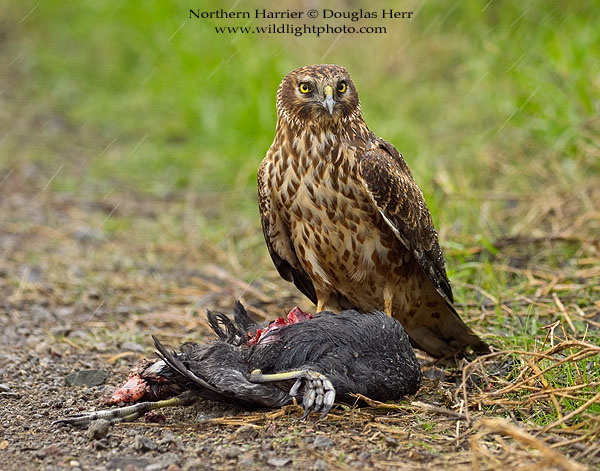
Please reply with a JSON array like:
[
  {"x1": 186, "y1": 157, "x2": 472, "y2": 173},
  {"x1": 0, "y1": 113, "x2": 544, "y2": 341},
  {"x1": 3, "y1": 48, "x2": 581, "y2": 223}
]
[{"x1": 257, "y1": 64, "x2": 488, "y2": 358}]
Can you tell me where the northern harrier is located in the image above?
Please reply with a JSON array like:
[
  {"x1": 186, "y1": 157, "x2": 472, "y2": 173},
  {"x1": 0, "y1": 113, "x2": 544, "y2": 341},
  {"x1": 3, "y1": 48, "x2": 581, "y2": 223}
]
[{"x1": 258, "y1": 64, "x2": 488, "y2": 358}]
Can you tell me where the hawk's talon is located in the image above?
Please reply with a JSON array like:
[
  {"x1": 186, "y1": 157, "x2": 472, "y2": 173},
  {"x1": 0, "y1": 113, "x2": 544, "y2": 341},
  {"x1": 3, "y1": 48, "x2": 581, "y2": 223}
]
[{"x1": 288, "y1": 376, "x2": 303, "y2": 397}]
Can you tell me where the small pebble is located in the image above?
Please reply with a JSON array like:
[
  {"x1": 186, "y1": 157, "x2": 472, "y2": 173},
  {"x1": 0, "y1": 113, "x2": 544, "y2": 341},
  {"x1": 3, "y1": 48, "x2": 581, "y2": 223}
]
[
  {"x1": 95, "y1": 439, "x2": 109, "y2": 450},
  {"x1": 233, "y1": 425, "x2": 258, "y2": 440},
  {"x1": 134, "y1": 435, "x2": 158, "y2": 452},
  {"x1": 221, "y1": 447, "x2": 242, "y2": 459},
  {"x1": 65, "y1": 369, "x2": 108, "y2": 387},
  {"x1": 267, "y1": 457, "x2": 292, "y2": 467},
  {"x1": 33, "y1": 449, "x2": 47, "y2": 459},
  {"x1": 238, "y1": 453, "x2": 255, "y2": 467},
  {"x1": 0, "y1": 391, "x2": 20, "y2": 399},
  {"x1": 121, "y1": 341, "x2": 145, "y2": 352},
  {"x1": 312, "y1": 435, "x2": 334, "y2": 449},
  {"x1": 87, "y1": 419, "x2": 110, "y2": 440},
  {"x1": 157, "y1": 453, "x2": 181, "y2": 469},
  {"x1": 313, "y1": 459, "x2": 328, "y2": 471},
  {"x1": 107, "y1": 457, "x2": 149, "y2": 470},
  {"x1": 33, "y1": 444, "x2": 59, "y2": 458},
  {"x1": 384, "y1": 436, "x2": 398, "y2": 448},
  {"x1": 182, "y1": 459, "x2": 206, "y2": 471}
]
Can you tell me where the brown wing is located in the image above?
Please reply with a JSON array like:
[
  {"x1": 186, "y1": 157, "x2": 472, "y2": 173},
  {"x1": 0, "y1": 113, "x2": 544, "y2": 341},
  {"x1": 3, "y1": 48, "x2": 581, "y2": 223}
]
[
  {"x1": 358, "y1": 139, "x2": 453, "y2": 304},
  {"x1": 358, "y1": 140, "x2": 489, "y2": 356},
  {"x1": 257, "y1": 160, "x2": 317, "y2": 305}
]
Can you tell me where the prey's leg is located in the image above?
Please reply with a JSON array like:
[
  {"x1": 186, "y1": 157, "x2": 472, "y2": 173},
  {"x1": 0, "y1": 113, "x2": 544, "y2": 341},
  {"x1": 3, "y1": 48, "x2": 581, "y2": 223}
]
[
  {"x1": 249, "y1": 369, "x2": 336, "y2": 418},
  {"x1": 53, "y1": 391, "x2": 198, "y2": 427}
]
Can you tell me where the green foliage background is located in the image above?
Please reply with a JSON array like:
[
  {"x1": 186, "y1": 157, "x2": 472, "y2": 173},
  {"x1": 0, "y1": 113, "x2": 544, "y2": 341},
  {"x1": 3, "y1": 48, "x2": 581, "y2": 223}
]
[{"x1": 4, "y1": 1, "x2": 598, "y2": 216}]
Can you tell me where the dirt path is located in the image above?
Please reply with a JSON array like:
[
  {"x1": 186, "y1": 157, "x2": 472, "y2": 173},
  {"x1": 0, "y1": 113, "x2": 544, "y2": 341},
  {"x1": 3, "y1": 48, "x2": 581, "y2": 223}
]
[
  {"x1": 2, "y1": 184, "x2": 598, "y2": 471},
  {"x1": 0, "y1": 190, "x2": 466, "y2": 471}
]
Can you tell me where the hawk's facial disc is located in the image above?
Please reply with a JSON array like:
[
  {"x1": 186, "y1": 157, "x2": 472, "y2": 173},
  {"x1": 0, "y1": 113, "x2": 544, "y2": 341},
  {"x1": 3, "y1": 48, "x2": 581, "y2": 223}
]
[{"x1": 276, "y1": 64, "x2": 361, "y2": 127}]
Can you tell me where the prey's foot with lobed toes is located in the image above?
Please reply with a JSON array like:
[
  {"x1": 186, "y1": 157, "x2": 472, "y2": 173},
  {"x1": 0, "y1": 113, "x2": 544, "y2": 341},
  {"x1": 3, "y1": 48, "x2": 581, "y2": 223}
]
[{"x1": 249, "y1": 368, "x2": 336, "y2": 418}]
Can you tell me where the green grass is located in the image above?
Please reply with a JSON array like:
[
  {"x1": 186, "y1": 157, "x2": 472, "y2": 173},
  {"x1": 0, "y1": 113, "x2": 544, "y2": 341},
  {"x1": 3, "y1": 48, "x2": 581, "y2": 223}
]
[
  {"x1": 501, "y1": 349, "x2": 600, "y2": 427},
  {"x1": 4, "y1": 1, "x2": 598, "y2": 210}
]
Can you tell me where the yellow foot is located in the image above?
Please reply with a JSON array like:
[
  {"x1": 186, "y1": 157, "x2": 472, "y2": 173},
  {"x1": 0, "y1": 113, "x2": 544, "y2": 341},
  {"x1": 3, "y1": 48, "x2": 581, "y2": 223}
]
[
  {"x1": 383, "y1": 282, "x2": 394, "y2": 316},
  {"x1": 316, "y1": 290, "x2": 331, "y2": 313},
  {"x1": 384, "y1": 299, "x2": 393, "y2": 316}
]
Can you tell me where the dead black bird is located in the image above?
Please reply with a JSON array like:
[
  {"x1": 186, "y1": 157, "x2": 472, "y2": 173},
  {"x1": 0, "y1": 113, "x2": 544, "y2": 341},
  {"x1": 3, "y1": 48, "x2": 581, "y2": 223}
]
[{"x1": 56, "y1": 302, "x2": 422, "y2": 426}]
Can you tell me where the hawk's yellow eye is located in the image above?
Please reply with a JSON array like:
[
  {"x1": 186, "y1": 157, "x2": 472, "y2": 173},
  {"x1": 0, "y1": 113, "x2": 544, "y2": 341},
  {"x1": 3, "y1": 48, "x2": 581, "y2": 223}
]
[
  {"x1": 299, "y1": 83, "x2": 311, "y2": 94},
  {"x1": 337, "y1": 82, "x2": 347, "y2": 93}
]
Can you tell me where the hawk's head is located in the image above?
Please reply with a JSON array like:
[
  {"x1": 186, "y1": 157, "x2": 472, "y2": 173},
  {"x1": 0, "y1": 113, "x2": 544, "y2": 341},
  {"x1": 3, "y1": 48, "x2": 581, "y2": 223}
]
[{"x1": 276, "y1": 64, "x2": 362, "y2": 128}]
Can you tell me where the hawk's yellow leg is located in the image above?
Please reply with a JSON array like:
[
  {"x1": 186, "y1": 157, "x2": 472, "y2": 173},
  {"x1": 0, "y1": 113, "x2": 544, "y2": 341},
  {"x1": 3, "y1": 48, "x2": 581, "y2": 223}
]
[
  {"x1": 383, "y1": 281, "x2": 394, "y2": 316},
  {"x1": 316, "y1": 291, "x2": 347, "y2": 313},
  {"x1": 316, "y1": 289, "x2": 334, "y2": 313},
  {"x1": 317, "y1": 299, "x2": 326, "y2": 313}
]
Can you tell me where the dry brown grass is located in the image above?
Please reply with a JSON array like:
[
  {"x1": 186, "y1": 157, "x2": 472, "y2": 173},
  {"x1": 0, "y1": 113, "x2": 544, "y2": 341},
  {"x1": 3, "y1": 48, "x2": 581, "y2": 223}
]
[{"x1": 1, "y1": 173, "x2": 599, "y2": 469}]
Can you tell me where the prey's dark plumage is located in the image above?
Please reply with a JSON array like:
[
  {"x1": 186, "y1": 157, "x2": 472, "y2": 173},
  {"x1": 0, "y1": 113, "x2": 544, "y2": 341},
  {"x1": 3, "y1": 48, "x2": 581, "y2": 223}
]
[
  {"x1": 157, "y1": 303, "x2": 421, "y2": 408},
  {"x1": 56, "y1": 303, "x2": 421, "y2": 426}
]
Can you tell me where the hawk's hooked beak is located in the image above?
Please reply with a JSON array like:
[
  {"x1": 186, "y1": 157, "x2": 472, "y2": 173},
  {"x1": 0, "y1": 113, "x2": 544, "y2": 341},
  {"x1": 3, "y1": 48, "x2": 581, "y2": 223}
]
[{"x1": 322, "y1": 85, "x2": 335, "y2": 115}]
